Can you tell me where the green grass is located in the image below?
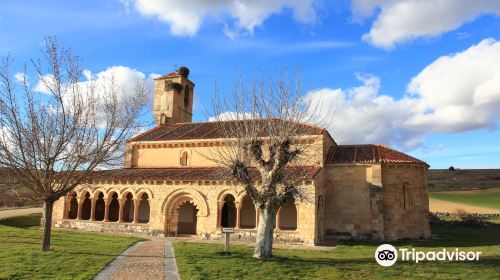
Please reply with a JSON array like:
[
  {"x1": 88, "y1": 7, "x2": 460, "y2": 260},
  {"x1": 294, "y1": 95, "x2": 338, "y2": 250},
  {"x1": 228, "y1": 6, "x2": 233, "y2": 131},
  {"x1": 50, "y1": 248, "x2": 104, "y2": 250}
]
[
  {"x1": 0, "y1": 214, "x2": 141, "y2": 280},
  {"x1": 430, "y1": 189, "x2": 500, "y2": 210},
  {"x1": 174, "y1": 225, "x2": 500, "y2": 279}
]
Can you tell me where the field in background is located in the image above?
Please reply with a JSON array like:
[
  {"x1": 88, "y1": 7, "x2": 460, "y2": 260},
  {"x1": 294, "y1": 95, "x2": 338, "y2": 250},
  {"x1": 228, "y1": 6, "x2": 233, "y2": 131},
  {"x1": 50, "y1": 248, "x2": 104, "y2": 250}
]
[
  {"x1": 428, "y1": 169, "x2": 500, "y2": 214},
  {"x1": 428, "y1": 169, "x2": 500, "y2": 191}
]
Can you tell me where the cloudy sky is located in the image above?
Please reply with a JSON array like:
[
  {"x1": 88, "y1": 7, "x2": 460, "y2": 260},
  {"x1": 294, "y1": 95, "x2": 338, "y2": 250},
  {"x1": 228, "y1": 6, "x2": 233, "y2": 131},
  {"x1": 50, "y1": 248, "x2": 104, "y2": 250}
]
[{"x1": 1, "y1": 0, "x2": 500, "y2": 168}]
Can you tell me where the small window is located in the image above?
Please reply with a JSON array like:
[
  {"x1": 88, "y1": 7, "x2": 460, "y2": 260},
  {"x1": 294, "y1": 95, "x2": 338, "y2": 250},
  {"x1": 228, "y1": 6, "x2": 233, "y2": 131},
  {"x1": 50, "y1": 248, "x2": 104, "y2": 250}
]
[
  {"x1": 402, "y1": 183, "x2": 411, "y2": 209},
  {"x1": 180, "y1": 151, "x2": 188, "y2": 166}
]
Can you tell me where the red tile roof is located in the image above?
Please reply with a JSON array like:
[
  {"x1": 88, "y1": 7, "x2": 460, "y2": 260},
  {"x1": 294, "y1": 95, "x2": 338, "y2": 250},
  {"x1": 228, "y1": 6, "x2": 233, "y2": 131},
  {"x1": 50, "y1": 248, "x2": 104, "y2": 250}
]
[
  {"x1": 86, "y1": 166, "x2": 321, "y2": 182},
  {"x1": 128, "y1": 119, "x2": 325, "y2": 142},
  {"x1": 154, "y1": 71, "x2": 179, "y2": 80},
  {"x1": 325, "y1": 144, "x2": 427, "y2": 166}
]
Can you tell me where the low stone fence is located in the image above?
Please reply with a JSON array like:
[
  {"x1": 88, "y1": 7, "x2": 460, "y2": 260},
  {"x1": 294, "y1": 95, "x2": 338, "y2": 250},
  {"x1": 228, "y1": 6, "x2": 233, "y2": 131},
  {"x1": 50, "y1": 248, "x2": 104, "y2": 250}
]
[
  {"x1": 201, "y1": 228, "x2": 305, "y2": 245},
  {"x1": 431, "y1": 212, "x2": 500, "y2": 218},
  {"x1": 55, "y1": 219, "x2": 164, "y2": 236}
]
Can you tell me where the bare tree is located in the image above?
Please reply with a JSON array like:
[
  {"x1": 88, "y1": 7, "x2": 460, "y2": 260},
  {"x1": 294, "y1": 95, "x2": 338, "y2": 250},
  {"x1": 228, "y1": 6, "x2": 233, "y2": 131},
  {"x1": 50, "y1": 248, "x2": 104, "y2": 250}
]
[
  {"x1": 209, "y1": 70, "x2": 324, "y2": 259},
  {"x1": 0, "y1": 37, "x2": 147, "y2": 251}
]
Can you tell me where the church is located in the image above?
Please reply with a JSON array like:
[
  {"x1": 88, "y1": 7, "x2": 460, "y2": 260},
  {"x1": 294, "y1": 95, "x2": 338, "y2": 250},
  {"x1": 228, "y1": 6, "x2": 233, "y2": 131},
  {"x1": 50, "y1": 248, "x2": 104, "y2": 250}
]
[{"x1": 51, "y1": 67, "x2": 431, "y2": 245}]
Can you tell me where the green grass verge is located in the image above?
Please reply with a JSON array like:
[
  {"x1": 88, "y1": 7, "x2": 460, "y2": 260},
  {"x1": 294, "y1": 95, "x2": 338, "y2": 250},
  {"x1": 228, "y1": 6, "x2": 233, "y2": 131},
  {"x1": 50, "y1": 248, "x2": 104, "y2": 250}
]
[
  {"x1": 174, "y1": 225, "x2": 500, "y2": 279},
  {"x1": 430, "y1": 189, "x2": 500, "y2": 210},
  {"x1": 0, "y1": 214, "x2": 141, "y2": 280}
]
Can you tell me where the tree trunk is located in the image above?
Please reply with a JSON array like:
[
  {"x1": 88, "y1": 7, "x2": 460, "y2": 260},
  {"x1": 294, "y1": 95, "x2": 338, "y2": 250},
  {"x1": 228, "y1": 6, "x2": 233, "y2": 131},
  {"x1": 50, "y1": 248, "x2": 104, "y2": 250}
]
[
  {"x1": 253, "y1": 207, "x2": 277, "y2": 259},
  {"x1": 42, "y1": 200, "x2": 54, "y2": 252}
]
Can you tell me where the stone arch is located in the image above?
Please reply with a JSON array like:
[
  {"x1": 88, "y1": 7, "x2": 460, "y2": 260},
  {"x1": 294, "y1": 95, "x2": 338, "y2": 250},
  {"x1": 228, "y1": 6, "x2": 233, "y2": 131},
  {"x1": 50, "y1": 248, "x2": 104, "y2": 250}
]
[
  {"x1": 106, "y1": 187, "x2": 121, "y2": 198},
  {"x1": 137, "y1": 193, "x2": 150, "y2": 223},
  {"x1": 94, "y1": 191, "x2": 105, "y2": 221},
  {"x1": 239, "y1": 194, "x2": 256, "y2": 229},
  {"x1": 78, "y1": 187, "x2": 93, "y2": 199},
  {"x1": 278, "y1": 198, "x2": 297, "y2": 230},
  {"x1": 107, "y1": 191, "x2": 120, "y2": 222},
  {"x1": 136, "y1": 188, "x2": 154, "y2": 200},
  {"x1": 122, "y1": 192, "x2": 135, "y2": 223},
  {"x1": 221, "y1": 194, "x2": 237, "y2": 227},
  {"x1": 120, "y1": 188, "x2": 137, "y2": 199},
  {"x1": 217, "y1": 189, "x2": 238, "y2": 204},
  {"x1": 67, "y1": 191, "x2": 78, "y2": 219},
  {"x1": 80, "y1": 191, "x2": 92, "y2": 220},
  {"x1": 162, "y1": 189, "x2": 208, "y2": 217}
]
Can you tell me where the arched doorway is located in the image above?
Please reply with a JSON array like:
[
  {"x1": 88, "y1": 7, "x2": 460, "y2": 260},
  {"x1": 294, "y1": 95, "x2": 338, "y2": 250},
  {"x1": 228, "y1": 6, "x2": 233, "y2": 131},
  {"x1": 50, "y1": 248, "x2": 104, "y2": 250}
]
[
  {"x1": 67, "y1": 192, "x2": 78, "y2": 219},
  {"x1": 221, "y1": 194, "x2": 236, "y2": 227},
  {"x1": 177, "y1": 201, "x2": 198, "y2": 235},
  {"x1": 278, "y1": 198, "x2": 297, "y2": 230},
  {"x1": 81, "y1": 192, "x2": 91, "y2": 220},
  {"x1": 108, "y1": 192, "x2": 120, "y2": 222},
  {"x1": 138, "y1": 193, "x2": 150, "y2": 223},
  {"x1": 239, "y1": 195, "x2": 256, "y2": 229},
  {"x1": 122, "y1": 193, "x2": 135, "y2": 223},
  {"x1": 94, "y1": 192, "x2": 105, "y2": 221}
]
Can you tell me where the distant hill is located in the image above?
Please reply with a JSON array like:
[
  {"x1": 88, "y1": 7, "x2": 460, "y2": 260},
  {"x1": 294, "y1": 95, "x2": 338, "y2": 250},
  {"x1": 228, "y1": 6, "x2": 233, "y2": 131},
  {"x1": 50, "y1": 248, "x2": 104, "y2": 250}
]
[{"x1": 428, "y1": 169, "x2": 500, "y2": 192}]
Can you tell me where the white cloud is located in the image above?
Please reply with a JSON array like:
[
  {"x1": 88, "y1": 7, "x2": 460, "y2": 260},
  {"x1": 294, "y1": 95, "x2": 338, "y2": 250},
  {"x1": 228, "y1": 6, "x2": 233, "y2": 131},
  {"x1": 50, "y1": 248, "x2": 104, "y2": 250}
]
[
  {"x1": 124, "y1": 0, "x2": 318, "y2": 37},
  {"x1": 35, "y1": 66, "x2": 155, "y2": 104},
  {"x1": 208, "y1": 112, "x2": 253, "y2": 122},
  {"x1": 307, "y1": 38, "x2": 500, "y2": 149},
  {"x1": 352, "y1": 0, "x2": 500, "y2": 49}
]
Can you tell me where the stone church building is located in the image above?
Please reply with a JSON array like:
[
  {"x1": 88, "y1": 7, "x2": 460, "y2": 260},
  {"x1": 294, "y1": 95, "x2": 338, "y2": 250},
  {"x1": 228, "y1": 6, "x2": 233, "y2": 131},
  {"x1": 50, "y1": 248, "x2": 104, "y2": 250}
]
[{"x1": 51, "y1": 68, "x2": 431, "y2": 245}]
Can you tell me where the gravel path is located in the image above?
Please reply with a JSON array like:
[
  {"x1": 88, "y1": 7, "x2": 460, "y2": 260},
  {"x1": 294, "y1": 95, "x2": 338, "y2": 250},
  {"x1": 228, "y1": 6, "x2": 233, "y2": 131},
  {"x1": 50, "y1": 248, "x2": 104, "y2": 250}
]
[
  {"x1": 0, "y1": 207, "x2": 42, "y2": 219},
  {"x1": 94, "y1": 240, "x2": 180, "y2": 280}
]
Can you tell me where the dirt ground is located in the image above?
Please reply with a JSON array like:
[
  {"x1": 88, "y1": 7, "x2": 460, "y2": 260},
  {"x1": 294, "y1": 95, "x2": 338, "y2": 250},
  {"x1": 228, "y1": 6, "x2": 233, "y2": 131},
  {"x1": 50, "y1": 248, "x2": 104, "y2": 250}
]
[{"x1": 429, "y1": 198, "x2": 500, "y2": 214}]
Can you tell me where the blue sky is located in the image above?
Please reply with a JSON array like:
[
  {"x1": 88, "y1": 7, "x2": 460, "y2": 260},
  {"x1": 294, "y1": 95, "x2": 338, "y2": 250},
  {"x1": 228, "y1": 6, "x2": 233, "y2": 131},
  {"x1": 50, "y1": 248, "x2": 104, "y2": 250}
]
[{"x1": 1, "y1": 0, "x2": 500, "y2": 169}]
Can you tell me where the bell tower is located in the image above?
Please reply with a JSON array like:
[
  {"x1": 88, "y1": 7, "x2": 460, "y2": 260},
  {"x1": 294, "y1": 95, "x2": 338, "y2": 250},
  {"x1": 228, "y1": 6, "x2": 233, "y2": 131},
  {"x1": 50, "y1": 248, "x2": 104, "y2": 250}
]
[{"x1": 153, "y1": 66, "x2": 194, "y2": 125}]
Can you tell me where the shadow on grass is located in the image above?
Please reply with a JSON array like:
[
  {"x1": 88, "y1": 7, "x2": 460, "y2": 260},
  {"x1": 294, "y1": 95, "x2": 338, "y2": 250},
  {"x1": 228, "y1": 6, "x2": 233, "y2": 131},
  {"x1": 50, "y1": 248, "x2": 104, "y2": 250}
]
[{"x1": 0, "y1": 213, "x2": 42, "y2": 228}]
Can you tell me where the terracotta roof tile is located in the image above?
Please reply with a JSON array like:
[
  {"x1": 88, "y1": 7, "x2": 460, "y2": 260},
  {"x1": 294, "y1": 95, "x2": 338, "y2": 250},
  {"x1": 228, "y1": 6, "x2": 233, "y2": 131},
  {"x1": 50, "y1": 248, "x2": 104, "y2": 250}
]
[
  {"x1": 325, "y1": 144, "x2": 427, "y2": 166},
  {"x1": 128, "y1": 119, "x2": 324, "y2": 142},
  {"x1": 86, "y1": 166, "x2": 321, "y2": 182},
  {"x1": 154, "y1": 71, "x2": 179, "y2": 80}
]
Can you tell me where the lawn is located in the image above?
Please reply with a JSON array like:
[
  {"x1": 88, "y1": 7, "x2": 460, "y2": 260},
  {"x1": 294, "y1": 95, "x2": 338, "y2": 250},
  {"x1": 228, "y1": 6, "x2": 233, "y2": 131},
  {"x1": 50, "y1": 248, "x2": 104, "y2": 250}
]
[
  {"x1": 174, "y1": 225, "x2": 500, "y2": 279},
  {"x1": 430, "y1": 189, "x2": 500, "y2": 210},
  {"x1": 0, "y1": 214, "x2": 141, "y2": 279}
]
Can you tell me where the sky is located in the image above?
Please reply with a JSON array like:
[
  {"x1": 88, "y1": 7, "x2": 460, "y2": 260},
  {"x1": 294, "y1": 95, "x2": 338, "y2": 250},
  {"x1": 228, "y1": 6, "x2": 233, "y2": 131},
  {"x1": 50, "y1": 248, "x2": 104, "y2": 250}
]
[{"x1": 1, "y1": 0, "x2": 500, "y2": 169}]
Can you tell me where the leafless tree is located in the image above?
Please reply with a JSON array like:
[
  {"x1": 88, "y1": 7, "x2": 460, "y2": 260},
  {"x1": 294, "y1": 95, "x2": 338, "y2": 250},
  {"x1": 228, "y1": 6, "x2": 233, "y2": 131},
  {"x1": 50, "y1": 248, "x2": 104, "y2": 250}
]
[
  {"x1": 208, "y1": 70, "x2": 325, "y2": 259},
  {"x1": 0, "y1": 37, "x2": 147, "y2": 251}
]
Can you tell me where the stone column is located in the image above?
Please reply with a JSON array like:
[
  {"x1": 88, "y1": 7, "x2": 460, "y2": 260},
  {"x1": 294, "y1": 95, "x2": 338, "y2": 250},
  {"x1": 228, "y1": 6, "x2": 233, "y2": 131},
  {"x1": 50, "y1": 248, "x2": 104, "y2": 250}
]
[
  {"x1": 103, "y1": 198, "x2": 111, "y2": 222},
  {"x1": 77, "y1": 198, "x2": 83, "y2": 220},
  {"x1": 235, "y1": 202, "x2": 241, "y2": 229},
  {"x1": 133, "y1": 198, "x2": 141, "y2": 224},
  {"x1": 90, "y1": 198, "x2": 96, "y2": 221},
  {"x1": 217, "y1": 202, "x2": 222, "y2": 227},
  {"x1": 63, "y1": 198, "x2": 69, "y2": 219},
  {"x1": 118, "y1": 199, "x2": 124, "y2": 223}
]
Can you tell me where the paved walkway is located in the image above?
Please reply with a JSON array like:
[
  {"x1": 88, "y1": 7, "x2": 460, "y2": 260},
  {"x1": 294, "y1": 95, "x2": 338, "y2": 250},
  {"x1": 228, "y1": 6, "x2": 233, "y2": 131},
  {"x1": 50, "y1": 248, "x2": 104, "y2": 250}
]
[
  {"x1": 0, "y1": 207, "x2": 43, "y2": 219},
  {"x1": 94, "y1": 240, "x2": 180, "y2": 280}
]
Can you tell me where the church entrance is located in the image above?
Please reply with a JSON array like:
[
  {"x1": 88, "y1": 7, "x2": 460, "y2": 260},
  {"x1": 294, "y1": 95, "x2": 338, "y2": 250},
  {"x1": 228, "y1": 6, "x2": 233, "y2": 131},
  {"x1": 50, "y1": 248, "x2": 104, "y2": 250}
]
[{"x1": 177, "y1": 201, "x2": 198, "y2": 235}]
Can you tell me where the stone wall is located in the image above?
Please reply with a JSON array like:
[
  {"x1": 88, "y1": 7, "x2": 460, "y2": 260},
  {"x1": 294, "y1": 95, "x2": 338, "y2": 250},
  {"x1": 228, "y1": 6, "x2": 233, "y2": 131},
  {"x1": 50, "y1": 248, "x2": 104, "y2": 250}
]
[
  {"x1": 323, "y1": 164, "x2": 380, "y2": 240},
  {"x1": 381, "y1": 164, "x2": 431, "y2": 240}
]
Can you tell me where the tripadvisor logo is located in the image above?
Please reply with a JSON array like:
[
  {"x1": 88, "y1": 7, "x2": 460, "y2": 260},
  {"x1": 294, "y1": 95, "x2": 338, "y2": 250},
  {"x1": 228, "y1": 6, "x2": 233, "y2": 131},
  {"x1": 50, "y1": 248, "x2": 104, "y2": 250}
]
[{"x1": 375, "y1": 244, "x2": 482, "y2": 266}]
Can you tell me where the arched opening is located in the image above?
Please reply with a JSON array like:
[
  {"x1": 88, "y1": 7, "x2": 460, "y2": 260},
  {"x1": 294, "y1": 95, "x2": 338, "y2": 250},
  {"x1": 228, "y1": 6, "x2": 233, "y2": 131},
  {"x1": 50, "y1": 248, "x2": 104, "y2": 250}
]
[
  {"x1": 122, "y1": 192, "x2": 135, "y2": 223},
  {"x1": 239, "y1": 195, "x2": 256, "y2": 229},
  {"x1": 67, "y1": 192, "x2": 78, "y2": 219},
  {"x1": 108, "y1": 192, "x2": 120, "y2": 222},
  {"x1": 138, "y1": 193, "x2": 150, "y2": 223},
  {"x1": 177, "y1": 201, "x2": 198, "y2": 235},
  {"x1": 278, "y1": 198, "x2": 297, "y2": 230},
  {"x1": 316, "y1": 195, "x2": 325, "y2": 240},
  {"x1": 180, "y1": 151, "x2": 188, "y2": 166},
  {"x1": 81, "y1": 192, "x2": 91, "y2": 220},
  {"x1": 94, "y1": 192, "x2": 105, "y2": 221},
  {"x1": 221, "y1": 194, "x2": 236, "y2": 227}
]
